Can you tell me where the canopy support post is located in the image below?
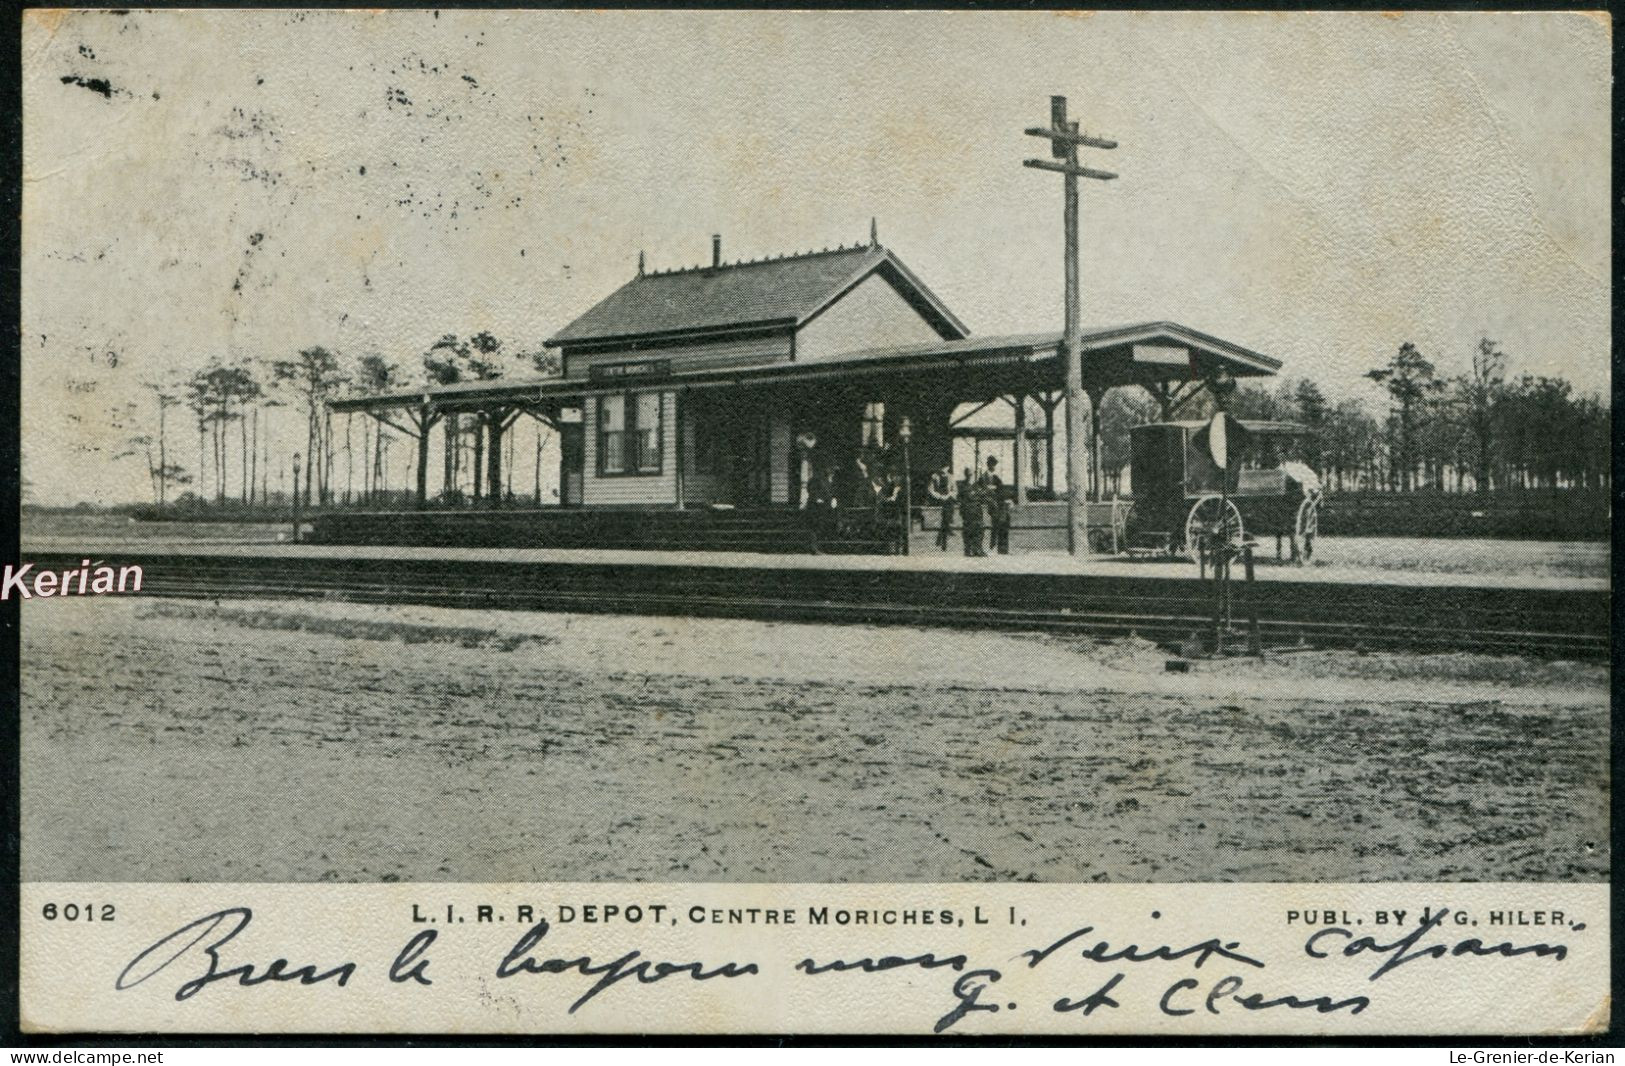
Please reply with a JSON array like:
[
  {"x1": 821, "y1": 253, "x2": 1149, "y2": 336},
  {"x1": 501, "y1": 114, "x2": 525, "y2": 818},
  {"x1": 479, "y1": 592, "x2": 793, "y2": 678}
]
[
  {"x1": 1011, "y1": 393, "x2": 1028, "y2": 505},
  {"x1": 1086, "y1": 385, "x2": 1107, "y2": 501}
]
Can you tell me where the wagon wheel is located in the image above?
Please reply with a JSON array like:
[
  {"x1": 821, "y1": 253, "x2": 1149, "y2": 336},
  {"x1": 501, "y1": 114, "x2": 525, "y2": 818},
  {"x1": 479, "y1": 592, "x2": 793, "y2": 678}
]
[
  {"x1": 1295, "y1": 491, "x2": 1323, "y2": 561},
  {"x1": 1185, "y1": 495, "x2": 1244, "y2": 563}
]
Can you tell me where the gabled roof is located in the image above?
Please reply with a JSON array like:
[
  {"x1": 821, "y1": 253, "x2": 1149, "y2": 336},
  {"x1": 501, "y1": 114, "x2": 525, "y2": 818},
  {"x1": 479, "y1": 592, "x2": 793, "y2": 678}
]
[{"x1": 544, "y1": 243, "x2": 968, "y2": 348}]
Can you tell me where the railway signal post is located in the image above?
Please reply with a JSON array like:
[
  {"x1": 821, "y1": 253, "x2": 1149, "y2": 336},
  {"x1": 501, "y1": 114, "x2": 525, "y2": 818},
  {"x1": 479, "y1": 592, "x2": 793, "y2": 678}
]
[{"x1": 1024, "y1": 95, "x2": 1118, "y2": 555}]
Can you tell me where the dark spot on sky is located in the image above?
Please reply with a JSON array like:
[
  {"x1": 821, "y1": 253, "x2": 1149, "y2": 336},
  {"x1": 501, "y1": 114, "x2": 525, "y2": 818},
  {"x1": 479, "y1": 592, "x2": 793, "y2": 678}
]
[
  {"x1": 151, "y1": 91, "x2": 159, "y2": 100},
  {"x1": 257, "y1": 76, "x2": 265, "y2": 86},
  {"x1": 359, "y1": 165, "x2": 366, "y2": 176},
  {"x1": 248, "y1": 232, "x2": 264, "y2": 246},
  {"x1": 78, "y1": 44, "x2": 95, "y2": 58},
  {"x1": 60, "y1": 75, "x2": 116, "y2": 99},
  {"x1": 461, "y1": 74, "x2": 477, "y2": 87}
]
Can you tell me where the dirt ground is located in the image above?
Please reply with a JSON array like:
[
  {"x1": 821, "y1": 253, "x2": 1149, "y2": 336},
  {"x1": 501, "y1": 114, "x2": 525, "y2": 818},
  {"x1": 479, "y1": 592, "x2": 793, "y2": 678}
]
[{"x1": 20, "y1": 596, "x2": 1608, "y2": 883}]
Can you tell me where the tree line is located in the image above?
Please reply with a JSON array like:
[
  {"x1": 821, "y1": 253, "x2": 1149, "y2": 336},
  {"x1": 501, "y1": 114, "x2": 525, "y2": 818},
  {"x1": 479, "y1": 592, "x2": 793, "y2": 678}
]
[
  {"x1": 1097, "y1": 336, "x2": 1609, "y2": 495},
  {"x1": 107, "y1": 332, "x2": 1606, "y2": 511},
  {"x1": 121, "y1": 332, "x2": 560, "y2": 512}
]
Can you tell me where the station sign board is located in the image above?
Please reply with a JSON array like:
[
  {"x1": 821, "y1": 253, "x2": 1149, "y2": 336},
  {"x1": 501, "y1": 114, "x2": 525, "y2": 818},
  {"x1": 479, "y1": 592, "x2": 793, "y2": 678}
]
[
  {"x1": 588, "y1": 358, "x2": 672, "y2": 383},
  {"x1": 1131, "y1": 344, "x2": 1191, "y2": 367}
]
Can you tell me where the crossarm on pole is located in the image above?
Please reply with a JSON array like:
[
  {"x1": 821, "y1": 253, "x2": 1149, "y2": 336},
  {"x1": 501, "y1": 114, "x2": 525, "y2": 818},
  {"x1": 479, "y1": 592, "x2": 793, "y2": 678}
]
[
  {"x1": 1024, "y1": 126, "x2": 1119, "y2": 151},
  {"x1": 1023, "y1": 158, "x2": 1118, "y2": 181}
]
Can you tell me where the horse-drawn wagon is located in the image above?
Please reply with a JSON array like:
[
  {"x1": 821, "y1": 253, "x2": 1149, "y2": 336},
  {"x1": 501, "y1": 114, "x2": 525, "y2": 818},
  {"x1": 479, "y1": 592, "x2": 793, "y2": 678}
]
[{"x1": 1125, "y1": 418, "x2": 1323, "y2": 561}]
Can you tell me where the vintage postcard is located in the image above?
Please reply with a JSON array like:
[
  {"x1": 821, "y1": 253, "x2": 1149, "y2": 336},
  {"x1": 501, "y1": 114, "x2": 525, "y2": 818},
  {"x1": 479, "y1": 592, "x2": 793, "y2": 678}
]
[{"x1": 13, "y1": 8, "x2": 1611, "y2": 1038}]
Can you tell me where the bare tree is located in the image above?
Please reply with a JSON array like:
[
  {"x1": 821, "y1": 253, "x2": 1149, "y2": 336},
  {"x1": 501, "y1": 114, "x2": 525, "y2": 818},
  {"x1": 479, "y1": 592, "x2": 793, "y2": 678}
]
[
  {"x1": 272, "y1": 347, "x2": 346, "y2": 509},
  {"x1": 354, "y1": 354, "x2": 404, "y2": 504},
  {"x1": 141, "y1": 379, "x2": 182, "y2": 510},
  {"x1": 1450, "y1": 337, "x2": 1506, "y2": 492},
  {"x1": 227, "y1": 364, "x2": 263, "y2": 506}
]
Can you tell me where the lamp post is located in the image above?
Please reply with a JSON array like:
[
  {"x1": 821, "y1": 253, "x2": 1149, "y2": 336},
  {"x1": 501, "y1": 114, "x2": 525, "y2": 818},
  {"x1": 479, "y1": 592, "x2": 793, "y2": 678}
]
[
  {"x1": 898, "y1": 416, "x2": 913, "y2": 556},
  {"x1": 291, "y1": 451, "x2": 302, "y2": 545}
]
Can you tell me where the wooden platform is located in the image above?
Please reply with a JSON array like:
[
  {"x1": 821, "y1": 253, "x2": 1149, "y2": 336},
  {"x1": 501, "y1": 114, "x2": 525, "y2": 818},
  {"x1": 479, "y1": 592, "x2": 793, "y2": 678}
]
[
  {"x1": 306, "y1": 501, "x2": 1130, "y2": 557},
  {"x1": 307, "y1": 506, "x2": 894, "y2": 555}
]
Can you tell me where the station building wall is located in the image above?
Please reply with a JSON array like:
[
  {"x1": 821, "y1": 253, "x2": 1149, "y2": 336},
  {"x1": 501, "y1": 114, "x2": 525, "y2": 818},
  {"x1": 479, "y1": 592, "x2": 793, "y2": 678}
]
[
  {"x1": 581, "y1": 389, "x2": 678, "y2": 506},
  {"x1": 794, "y1": 272, "x2": 945, "y2": 364},
  {"x1": 565, "y1": 266, "x2": 949, "y2": 509}
]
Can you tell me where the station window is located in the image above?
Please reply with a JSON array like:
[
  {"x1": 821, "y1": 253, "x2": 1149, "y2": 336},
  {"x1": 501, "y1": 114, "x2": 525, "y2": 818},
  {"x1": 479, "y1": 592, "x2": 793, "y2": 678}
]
[{"x1": 598, "y1": 391, "x2": 663, "y2": 476}]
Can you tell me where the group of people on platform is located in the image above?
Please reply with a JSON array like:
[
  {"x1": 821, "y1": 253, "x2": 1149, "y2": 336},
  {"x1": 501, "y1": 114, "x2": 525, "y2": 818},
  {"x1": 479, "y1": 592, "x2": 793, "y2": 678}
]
[
  {"x1": 802, "y1": 446, "x2": 1015, "y2": 555},
  {"x1": 927, "y1": 456, "x2": 1014, "y2": 557},
  {"x1": 804, "y1": 443, "x2": 910, "y2": 550}
]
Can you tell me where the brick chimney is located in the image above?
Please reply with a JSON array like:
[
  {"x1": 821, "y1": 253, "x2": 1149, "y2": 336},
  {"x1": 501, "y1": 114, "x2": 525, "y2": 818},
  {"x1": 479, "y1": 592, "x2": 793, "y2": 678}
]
[{"x1": 712, "y1": 234, "x2": 721, "y2": 268}]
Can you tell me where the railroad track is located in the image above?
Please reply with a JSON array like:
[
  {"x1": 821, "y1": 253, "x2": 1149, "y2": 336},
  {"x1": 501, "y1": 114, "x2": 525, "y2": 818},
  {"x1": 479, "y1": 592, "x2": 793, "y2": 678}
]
[{"x1": 79, "y1": 553, "x2": 1609, "y2": 662}]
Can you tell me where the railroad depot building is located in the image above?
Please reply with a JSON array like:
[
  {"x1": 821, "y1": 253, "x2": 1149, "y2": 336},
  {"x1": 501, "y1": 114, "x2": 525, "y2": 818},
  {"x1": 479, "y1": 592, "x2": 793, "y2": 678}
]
[{"x1": 330, "y1": 228, "x2": 1280, "y2": 548}]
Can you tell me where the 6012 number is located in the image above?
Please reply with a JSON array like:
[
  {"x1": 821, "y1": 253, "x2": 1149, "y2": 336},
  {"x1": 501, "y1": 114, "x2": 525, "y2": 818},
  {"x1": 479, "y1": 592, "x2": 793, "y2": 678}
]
[{"x1": 42, "y1": 903, "x2": 115, "y2": 921}]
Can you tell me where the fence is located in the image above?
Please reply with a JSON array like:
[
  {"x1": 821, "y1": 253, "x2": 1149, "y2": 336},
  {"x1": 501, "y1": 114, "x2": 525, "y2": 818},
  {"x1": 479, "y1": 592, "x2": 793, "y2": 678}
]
[{"x1": 1314, "y1": 489, "x2": 1609, "y2": 540}]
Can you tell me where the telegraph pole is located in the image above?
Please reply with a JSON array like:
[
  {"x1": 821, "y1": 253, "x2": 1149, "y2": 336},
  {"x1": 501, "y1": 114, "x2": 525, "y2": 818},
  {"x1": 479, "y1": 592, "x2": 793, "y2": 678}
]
[{"x1": 1024, "y1": 96, "x2": 1117, "y2": 555}]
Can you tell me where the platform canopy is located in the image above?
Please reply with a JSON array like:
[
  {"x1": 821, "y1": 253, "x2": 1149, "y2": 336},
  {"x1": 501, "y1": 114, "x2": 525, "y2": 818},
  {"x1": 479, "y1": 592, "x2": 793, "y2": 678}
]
[{"x1": 329, "y1": 319, "x2": 1278, "y2": 416}]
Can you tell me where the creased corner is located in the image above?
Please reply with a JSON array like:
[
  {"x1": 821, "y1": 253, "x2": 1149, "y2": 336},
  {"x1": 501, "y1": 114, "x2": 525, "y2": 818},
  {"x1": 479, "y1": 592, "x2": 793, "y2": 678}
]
[{"x1": 1577, "y1": 994, "x2": 1611, "y2": 1034}]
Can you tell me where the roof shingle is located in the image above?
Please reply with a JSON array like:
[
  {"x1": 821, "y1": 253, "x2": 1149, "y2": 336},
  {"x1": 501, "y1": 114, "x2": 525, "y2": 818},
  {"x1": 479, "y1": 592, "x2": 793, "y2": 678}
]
[{"x1": 546, "y1": 244, "x2": 961, "y2": 346}]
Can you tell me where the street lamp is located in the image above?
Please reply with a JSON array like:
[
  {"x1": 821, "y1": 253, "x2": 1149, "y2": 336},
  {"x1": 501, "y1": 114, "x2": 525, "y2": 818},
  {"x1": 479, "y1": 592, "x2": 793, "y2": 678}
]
[
  {"x1": 291, "y1": 451, "x2": 302, "y2": 544},
  {"x1": 898, "y1": 416, "x2": 913, "y2": 556}
]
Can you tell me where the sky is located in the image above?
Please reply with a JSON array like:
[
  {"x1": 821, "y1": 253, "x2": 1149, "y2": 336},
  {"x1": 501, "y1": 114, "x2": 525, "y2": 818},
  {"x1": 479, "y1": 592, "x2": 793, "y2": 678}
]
[{"x1": 21, "y1": 9, "x2": 1612, "y2": 505}]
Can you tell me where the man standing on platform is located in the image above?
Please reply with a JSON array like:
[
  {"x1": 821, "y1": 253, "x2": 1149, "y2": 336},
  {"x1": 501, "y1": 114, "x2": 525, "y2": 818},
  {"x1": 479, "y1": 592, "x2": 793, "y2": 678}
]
[
  {"x1": 980, "y1": 455, "x2": 1004, "y2": 492},
  {"x1": 982, "y1": 456, "x2": 1013, "y2": 555},
  {"x1": 927, "y1": 464, "x2": 956, "y2": 550},
  {"x1": 959, "y1": 467, "x2": 985, "y2": 557},
  {"x1": 808, "y1": 466, "x2": 839, "y2": 553}
]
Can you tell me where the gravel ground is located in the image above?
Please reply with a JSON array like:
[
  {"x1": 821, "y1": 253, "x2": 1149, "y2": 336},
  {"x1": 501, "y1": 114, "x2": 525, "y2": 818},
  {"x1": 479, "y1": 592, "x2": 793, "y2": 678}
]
[{"x1": 20, "y1": 597, "x2": 1608, "y2": 883}]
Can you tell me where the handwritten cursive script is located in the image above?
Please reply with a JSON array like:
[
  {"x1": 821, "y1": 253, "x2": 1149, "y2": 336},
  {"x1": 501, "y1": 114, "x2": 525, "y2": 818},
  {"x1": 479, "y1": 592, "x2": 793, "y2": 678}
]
[
  {"x1": 1304, "y1": 908, "x2": 1570, "y2": 982},
  {"x1": 1020, "y1": 923, "x2": 1267, "y2": 971},
  {"x1": 107, "y1": 903, "x2": 1581, "y2": 1031},
  {"x1": 116, "y1": 908, "x2": 357, "y2": 1002},
  {"x1": 495, "y1": 919, "x2": 758, "y2": 1013}
]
